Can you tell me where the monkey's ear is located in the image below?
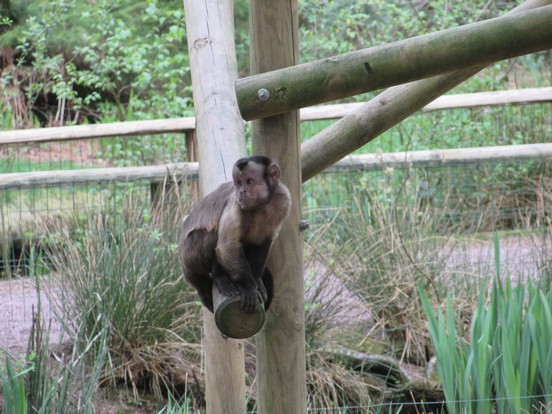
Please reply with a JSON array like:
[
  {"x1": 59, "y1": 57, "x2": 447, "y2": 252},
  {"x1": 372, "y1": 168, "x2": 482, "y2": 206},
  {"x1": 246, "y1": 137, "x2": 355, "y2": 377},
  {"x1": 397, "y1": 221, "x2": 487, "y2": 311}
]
[{"x1": 268, "y1": 163, "x2": 281, "y2": 182}]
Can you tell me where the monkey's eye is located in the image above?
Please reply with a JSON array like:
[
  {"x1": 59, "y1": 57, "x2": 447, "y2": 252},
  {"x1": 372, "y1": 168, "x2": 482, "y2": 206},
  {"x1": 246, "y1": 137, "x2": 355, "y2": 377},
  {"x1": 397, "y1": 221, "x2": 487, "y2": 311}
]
[
  {"x1": 246, "y1": 179, "x2": 255, "y2": 185},
  {"x1": 236, "y1": 180, "x2": 242, "y2": 186}
]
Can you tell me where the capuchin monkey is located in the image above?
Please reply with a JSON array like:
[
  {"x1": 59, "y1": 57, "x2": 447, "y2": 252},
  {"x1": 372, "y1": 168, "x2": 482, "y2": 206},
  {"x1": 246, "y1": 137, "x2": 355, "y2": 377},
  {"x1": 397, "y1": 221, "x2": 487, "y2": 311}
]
[{"x1": 179, "y1": 156, "x2": 291, "y2": 313}]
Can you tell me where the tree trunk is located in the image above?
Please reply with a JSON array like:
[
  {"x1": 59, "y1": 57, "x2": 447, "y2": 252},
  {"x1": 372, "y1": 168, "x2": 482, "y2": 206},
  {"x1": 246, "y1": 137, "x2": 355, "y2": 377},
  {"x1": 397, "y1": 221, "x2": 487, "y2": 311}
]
[{"x1": 183, "y1": 0, "x2": 247, "y2": 412}]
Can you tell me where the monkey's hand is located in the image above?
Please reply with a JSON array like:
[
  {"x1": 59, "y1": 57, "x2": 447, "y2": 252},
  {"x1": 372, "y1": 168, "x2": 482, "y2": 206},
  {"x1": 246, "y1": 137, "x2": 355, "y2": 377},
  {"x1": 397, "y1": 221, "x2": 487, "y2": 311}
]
[
  {"x1": 256, "y1": 278, "x2": 269, "y2": 305},
  {"x1": 240, "y1": 287, "x2": 264, "y2": 314}
]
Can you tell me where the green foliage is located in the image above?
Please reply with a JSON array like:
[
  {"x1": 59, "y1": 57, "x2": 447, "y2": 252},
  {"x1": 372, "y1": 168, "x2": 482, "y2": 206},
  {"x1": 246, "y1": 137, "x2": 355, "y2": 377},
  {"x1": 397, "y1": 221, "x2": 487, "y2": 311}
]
[
  {"x1": 299, "y1": 0, "x2": 519, "y2": 59},
  {"x1": 421, "y1": 257, "x2": 552, "y2": 414},
  {"x1": 2, "y1": 0, "x2": 549, "y2": 130},
  {"x1": 74, "y1": 0, "x2": 192, "y2": 120},
  {"x1": 0, "y1": 286, "x2": 106, "y2": 414},
  {"x1": 47, "y1": 192, "x2": 202, "y2": 400},
  {"x1": 0, "y1": 356, "x2": 28, "y2": 414},
  {"x1": 158, "y1": 394, "x2": 194, "y2": 414},
  {"x1": 1, "y1": 0, "x2": 192, "y2": 127}
]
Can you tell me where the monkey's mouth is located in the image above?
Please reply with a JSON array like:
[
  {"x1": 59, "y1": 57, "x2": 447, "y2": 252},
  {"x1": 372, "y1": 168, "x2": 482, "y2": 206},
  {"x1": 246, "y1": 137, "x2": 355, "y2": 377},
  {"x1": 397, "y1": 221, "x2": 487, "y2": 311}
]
[
  {"x1": 238, "y1": 200, "x2": 258, "y2": 210},
  {"x1": 238, "y1": 197, "x2": 266, "y2": 210}
]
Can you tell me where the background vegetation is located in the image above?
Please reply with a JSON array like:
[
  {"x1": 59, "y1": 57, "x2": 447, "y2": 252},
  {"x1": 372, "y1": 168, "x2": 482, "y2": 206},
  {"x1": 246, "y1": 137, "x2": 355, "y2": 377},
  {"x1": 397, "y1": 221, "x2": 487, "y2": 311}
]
[
  {"x1": 1, "y1": 0, "x2": 550, "y2": 130},
  {"x1": 1, "y1": 0, "x2": 551, "y2": 413}
]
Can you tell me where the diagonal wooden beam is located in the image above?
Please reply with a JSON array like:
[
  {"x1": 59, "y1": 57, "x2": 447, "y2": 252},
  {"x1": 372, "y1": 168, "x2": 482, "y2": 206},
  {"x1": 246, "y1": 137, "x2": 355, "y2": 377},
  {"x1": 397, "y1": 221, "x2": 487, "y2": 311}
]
[
  {"x1": 301, "y1": 0, "x2": 552, "y2": 182},
  {"x1": 237, "y1": 4, "x2": 552, "y2": 121}
]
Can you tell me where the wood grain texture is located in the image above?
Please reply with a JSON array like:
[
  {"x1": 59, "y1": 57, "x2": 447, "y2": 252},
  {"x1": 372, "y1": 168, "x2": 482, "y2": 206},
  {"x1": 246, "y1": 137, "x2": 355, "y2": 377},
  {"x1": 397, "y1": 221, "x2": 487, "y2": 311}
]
[
  {"x1": 249, "y1": 0, "x2": 307, "y2": 413},
  {"x1": 183, "y1": 0, "x2": 248, "y2": 412},
  {"x1": 3, "y1": 142, "x2": 551, "y2": 190},
  {"x1": 299, "y1": 87, "x2": 552, "y2": 121},
  {"x1": 0, "y1": 118, "x2": 195, "y2": 145},
  {"x1": 325, "y1": 143, "x2": 552, "y2": 172},
  {"x1": 0, "y1": 163, "x2": 198, "y2": 190},
  {"x1": 213, "y1": 293, "x2": 265, "y2": 339}
]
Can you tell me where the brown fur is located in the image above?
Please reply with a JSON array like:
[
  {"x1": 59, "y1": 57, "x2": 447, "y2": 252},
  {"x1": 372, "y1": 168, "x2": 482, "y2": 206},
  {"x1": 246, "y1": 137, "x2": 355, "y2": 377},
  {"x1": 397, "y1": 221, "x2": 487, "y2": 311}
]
[{"x1": 179, "y1": 156, "x2": 291, "y2": 313}]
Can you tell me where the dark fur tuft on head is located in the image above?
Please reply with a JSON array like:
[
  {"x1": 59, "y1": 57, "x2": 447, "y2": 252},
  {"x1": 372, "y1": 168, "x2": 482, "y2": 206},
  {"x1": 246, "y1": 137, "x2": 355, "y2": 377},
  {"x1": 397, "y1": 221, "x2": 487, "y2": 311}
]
[{"x1": 235, "y1": 155, "x2": 272, "y2": 171}]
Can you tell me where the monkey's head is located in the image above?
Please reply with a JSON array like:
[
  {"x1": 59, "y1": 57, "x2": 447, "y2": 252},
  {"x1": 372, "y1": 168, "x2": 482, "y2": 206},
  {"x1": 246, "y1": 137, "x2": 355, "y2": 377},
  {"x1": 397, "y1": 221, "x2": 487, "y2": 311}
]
[{"x1": 232, "y1": 156, "x2": 281, "y2": 211}]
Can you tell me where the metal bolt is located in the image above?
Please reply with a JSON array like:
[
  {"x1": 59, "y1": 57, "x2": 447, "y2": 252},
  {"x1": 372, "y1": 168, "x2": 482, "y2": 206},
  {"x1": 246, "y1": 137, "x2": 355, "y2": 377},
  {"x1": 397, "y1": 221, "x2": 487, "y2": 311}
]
[{"x1": 257, "y1": 88, "x2": 270, "y2": 101}]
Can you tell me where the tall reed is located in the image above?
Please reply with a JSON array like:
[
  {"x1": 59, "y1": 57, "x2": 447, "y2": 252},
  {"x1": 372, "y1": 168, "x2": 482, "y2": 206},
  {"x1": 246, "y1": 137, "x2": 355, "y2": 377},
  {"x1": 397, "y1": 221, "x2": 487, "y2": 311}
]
[{"x1": 421, "y1": 237, "x2": 552, "y2": 414}]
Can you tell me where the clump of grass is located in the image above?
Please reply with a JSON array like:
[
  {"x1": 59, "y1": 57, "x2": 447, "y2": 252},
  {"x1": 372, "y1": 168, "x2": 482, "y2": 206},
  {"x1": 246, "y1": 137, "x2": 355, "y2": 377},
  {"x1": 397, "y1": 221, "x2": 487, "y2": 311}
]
[
  {"x1": 46, "y1": 190, "x2": 203, "y2": 403},
  {"x1": 302, "y1": 230, "x2": 423, "y2": 412},
  {"x1": 305, "y1": 185, "x2": 455, "y2": 365},
  {"x1": 0, "y1": 355, "x2": 29, "y2": 413},
  {"x1": 421, "y1": 259, "x2": 552, "y2": 414},
  {"x1": 302, "y1": 248, "x2": 377, "y2": 411},
  {"x1": 0, "y1": 297, "x2": 108, "y2": 414}
]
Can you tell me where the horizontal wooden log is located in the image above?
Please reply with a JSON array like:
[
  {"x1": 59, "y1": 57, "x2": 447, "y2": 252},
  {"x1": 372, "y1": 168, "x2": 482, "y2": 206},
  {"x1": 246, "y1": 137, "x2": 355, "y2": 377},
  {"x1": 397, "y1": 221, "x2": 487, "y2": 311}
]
[
  {"x1": 213, "y1": 288, "x2": 266, "y2": 339},
  {"x1": 325, "y1": 143, "x2": 552, "y2": 173},
  {"x1": 236, "y1": 6, "x2": 552, "y2": 120},
  {"x1": 0, "y1": 117, "x2": 195, "y2": 145},
  {"x1": 0, "y1": 162, "x2": 199, "y2": 190},
  {"x1": 299, "y1": 87, "x2": 552, "y2": 121},
  {"x1": 299, "y1": 0, "x2": 550, "y2": 182}
]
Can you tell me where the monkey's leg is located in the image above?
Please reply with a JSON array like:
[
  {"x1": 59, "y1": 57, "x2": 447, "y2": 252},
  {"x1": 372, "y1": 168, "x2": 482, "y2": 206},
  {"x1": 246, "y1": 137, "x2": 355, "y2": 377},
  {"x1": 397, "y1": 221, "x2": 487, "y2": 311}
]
[
  {"x1": 185, "y1": 271, "x2": 215, "y2": 312},
  {"x1": 213, "y1": 261, "x2": 264, "y2": 313},
  {"x1": 212, "y1": 261, "x2": 241, "y2": 297},
  {"x1": 244, "y1": 241, "x2": 273, "y2": 310},
  {"x1": 258, "y1": 268, "x2": 274, "y2": 310}
]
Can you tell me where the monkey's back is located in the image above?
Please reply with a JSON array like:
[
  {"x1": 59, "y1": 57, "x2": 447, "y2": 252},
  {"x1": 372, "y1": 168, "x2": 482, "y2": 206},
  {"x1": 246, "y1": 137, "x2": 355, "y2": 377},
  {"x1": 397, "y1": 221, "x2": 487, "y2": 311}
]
[
  {"x1": 182, "y1": 182, "x2": 234, "y2": 238},
  {"x1": 179, "y1": 182, "x2": 234, "y2": 275}
]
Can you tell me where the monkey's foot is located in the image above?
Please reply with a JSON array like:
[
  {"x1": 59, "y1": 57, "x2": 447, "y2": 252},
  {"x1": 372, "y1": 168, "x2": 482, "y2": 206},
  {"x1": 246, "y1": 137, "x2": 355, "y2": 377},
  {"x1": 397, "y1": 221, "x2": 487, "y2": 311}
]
[
  {"x1": 214, "y1": 277, "x2": 241, "y2": 298},
  {"x1": 240, "y1": 289, "x2": 262, "y2": 314},
  {"x1": 255, "y1": 279, "x2": 268, "y2": 304}
]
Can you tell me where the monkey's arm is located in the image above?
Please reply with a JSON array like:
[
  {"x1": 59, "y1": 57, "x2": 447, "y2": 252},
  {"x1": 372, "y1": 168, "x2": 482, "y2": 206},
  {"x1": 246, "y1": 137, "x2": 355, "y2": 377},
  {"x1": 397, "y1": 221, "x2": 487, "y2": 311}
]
[{"x1": 215, "y1": 206, "x2": 260, "y2": 312}]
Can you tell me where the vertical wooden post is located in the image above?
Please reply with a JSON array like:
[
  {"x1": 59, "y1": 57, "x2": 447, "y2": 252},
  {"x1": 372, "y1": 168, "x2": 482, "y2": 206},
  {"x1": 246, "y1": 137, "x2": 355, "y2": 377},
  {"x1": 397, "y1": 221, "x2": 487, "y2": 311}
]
[
  {"x1": 185, "y1": 129, "x2": 199, "y2": 198},
  {"x1": 185, "y1": 130, "x2": 198, "y2": 162},
  {"x1": 249, "y1": 1, "x2": 307, "y2": 413},
  {"x1": 183, "y1": 1, "x2": 247, "y2": 413}
]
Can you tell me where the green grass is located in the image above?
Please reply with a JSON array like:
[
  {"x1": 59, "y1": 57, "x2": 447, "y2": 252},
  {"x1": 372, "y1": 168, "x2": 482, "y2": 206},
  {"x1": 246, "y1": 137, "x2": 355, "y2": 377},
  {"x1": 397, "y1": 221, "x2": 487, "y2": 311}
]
[
  {"x1": 420, "y1": 237, "x2": 552, "y2": 414},
  {"x1": 0, "y1": 158, "x2": 89, "y2": 174},
  {"x1": 46, "y1": 191, "x2": 203, "y2": 400},
  {"x1": 301, "y1": 103, "x2": 552, "y2": 154},
  {"x1": 0, "y1": 356, "x2": 29, "y2": 414}
]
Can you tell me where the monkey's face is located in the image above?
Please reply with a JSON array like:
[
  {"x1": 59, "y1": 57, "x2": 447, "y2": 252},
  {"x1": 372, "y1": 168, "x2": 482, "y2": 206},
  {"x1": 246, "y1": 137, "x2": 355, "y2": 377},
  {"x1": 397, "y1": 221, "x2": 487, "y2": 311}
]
[{"x1": 233, "y1": 167, "x2": 271, "y2": 211}]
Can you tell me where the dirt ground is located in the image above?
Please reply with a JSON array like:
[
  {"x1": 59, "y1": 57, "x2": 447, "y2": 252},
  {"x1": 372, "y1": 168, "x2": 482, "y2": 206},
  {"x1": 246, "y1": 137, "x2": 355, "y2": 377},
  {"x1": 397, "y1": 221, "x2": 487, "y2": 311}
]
[
  {"x1": 0, "y1": 277, "x2": 62, "y2": 359},
  {"x1": 0, "y1": 233, "x2": 549, "y2": 361}
]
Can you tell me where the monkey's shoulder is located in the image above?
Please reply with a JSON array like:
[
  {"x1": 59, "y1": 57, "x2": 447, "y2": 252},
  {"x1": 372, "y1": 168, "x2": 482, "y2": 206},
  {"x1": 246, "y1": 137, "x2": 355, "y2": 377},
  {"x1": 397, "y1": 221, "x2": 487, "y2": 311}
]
[
  {"x1": 182, "y1": 182, "x2": 234, "y2": 236},
  {"x1": 268, "y1": 184, "x2": 292, "y2": 220}
]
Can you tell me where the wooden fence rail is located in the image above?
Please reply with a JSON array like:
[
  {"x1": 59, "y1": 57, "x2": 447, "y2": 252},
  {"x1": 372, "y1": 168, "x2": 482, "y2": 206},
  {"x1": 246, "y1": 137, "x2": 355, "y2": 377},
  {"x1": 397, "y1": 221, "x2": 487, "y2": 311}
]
[
  {"x1": 0, "y1": 88, "x2": 551, "y2": 145},
  {"x1": 0, "y1": 88, "x2": 551, "y2": 191},
  {"x1": 2, "y1": 143, "x2": 552, "y2": 191}
]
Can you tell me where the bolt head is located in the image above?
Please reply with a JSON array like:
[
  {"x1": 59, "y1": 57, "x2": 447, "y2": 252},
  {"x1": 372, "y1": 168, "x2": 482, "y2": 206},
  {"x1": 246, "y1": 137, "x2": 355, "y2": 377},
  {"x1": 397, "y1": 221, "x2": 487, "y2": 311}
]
[{"x1": 257, "y1": 88, "x2": 270, "y2": 101}]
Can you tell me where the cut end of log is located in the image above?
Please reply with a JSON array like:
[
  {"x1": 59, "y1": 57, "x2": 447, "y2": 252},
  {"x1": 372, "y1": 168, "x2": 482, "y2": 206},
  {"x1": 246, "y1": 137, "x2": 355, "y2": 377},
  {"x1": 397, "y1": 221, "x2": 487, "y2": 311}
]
[{"x1": 214, "y1": 296, "x2": 266, "y2": 339}]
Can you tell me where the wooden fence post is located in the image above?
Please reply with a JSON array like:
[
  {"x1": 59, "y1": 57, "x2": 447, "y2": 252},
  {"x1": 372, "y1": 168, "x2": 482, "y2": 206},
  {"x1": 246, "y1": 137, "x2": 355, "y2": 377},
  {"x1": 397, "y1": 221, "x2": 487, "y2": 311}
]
[
  {"x1": 183, "y1": 0, "x2": 248, "y2": 412},
  {"x1": 249, "y1": 1, "x2": 307, "y2": 413}
]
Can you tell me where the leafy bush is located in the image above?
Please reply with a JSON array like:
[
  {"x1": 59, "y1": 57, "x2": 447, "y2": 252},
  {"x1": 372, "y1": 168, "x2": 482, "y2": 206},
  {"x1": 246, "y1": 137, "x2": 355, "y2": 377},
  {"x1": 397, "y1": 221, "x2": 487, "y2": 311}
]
[{"x1": 1, "y1": 0, "x2": 192, "y2": 128}]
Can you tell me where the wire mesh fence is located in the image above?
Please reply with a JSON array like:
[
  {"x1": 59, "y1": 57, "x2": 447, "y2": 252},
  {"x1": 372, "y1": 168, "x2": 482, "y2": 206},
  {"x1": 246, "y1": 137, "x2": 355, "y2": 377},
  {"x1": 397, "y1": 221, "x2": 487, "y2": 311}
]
[
  {"x1": 1, "y1": 101, "x2": 552, "y2": 279},
  {"x1": 1, "y1": 98, "x2": 552, "y2": 413}
]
